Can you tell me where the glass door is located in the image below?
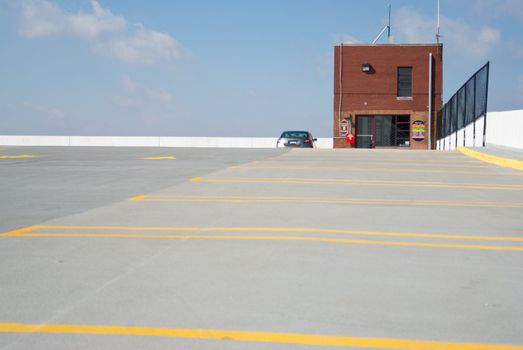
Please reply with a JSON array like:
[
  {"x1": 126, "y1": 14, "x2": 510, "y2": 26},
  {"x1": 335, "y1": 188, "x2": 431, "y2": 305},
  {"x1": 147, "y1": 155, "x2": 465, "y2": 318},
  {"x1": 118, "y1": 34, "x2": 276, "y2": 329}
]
[{"x1": 356, "y1": 116, "x2": 374, "y2": 148}]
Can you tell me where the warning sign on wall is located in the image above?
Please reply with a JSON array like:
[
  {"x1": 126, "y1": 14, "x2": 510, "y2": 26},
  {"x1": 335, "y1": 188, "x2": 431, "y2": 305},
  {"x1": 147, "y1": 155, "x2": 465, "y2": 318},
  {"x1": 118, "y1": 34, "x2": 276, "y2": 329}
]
[
  {"x1": 339, "y1": 120, "x2": 349, "y2": 136},
  {"x1": 412, "y1": 120, "x2": 426, "y2": 141}
]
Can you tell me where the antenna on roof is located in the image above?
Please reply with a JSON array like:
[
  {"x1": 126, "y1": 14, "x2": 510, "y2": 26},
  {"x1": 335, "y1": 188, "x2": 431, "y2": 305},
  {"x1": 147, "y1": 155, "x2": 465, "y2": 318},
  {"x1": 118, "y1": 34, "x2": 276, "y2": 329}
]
[
  {"x1": 436, "y1": 0, "x2": 441, "y2": 43},
  {"x1": 372, "y1": 4, "x2": 391, "y2": 44}
]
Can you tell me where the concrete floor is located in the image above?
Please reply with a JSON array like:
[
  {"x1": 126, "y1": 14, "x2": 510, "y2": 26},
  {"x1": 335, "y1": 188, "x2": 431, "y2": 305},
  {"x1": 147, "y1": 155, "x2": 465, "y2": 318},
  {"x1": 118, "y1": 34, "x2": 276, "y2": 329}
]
[{"x1": 0, "y1": 146, "x2": 522, "y2": 349}]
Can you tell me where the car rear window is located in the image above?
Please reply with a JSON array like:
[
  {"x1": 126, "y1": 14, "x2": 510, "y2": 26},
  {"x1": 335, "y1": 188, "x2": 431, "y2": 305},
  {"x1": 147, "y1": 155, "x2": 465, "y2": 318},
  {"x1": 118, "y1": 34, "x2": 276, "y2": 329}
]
[{"x1": 281, "y1": 131, "x2": 308, "y2": 138}]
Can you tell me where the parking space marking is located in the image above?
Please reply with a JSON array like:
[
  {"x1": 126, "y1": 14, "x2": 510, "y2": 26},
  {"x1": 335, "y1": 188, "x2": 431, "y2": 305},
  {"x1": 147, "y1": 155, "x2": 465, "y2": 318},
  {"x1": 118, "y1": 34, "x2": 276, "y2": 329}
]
[
  {"x1": 3, "y1": 225, "x2": 523, "y2": 251},
  {"x1": 191, "y1": 177, "x2": 523, "y2": 191},
  {"x1": 227, "y1": 165, "x2": 523, "y2": 176},
  {"x1": 6, "y1": 225, "x2": 523, "y2": 242},
  {"x1": 0, "y1": 155, "x2": 36, "y2": 159},
  {"x1": 24, "y1": 233, "x2": 523, "y2": 252},
  {"x1": 128, "y1": 194, "x2": 523, "y2": 208},
  {"x1": 257, "y1": 159, "x2": 487, "y2": 166},
  {"x1": 0, "y1": 322, "x2": 522, "y2": 349},
  {"x1": 1, "y1": 225, "x2": 42, "y2": 236},
  {"x1": 141, "y1": 156, "x2": 176, "y2": 160}
]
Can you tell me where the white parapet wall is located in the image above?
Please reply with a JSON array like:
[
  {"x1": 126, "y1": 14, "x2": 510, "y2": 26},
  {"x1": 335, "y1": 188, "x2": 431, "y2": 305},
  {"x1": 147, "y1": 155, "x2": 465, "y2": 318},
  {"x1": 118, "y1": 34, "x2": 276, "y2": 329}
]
[
  {"x1": 70, "y1": 136, "x2": 160, "y2": 147},
  {"x1": 485, "y1": 110, "x2": 523, "y2": 149},
  {"x1": 437, "y1": 109, "x2": 523, "y2": 151},
  {"x1": 0, "y1": 135, "x2": 334, "y2": 149}
]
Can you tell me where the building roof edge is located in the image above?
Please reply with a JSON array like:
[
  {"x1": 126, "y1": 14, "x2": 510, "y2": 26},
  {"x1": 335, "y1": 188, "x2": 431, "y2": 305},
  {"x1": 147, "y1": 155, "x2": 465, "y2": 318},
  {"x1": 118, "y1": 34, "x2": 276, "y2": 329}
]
[{"x1": 335, "y1": 43, "x2": 443, "y2": 47}]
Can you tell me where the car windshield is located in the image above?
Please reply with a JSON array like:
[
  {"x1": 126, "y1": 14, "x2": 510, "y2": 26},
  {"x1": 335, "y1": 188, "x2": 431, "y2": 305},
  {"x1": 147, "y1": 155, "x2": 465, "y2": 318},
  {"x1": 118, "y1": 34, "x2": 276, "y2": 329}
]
[{"x1": 281, "y1": 131, "x2": 309, "y2": 138}]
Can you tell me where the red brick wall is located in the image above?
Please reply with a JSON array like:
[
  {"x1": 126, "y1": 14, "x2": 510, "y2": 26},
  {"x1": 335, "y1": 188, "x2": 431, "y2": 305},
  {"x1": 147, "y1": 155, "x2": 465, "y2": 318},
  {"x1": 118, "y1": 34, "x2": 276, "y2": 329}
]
[{"x1": 333, "y1": 44, "x2": 443, "y2": 149}]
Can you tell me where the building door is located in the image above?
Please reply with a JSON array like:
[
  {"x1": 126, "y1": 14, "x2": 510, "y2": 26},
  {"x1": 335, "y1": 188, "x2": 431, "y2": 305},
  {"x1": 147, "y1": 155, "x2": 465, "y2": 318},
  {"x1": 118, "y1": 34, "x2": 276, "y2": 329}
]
[
  {"x1": 356, "y1": 116, "x2": 374, "y2": 148},
  {"x1": 356, "y1": 115, "x2": 411, "y2": 148},
  {"x1": 374, "y1": 115, "x2": 411, "y2": 147}
]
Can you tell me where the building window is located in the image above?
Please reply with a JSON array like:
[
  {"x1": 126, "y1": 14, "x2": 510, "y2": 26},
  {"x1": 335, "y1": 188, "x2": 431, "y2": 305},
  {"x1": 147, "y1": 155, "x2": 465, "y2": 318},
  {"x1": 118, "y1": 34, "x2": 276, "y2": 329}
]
[{"x1": 397, "y1": 67, "x2": 412, "y2": 97}]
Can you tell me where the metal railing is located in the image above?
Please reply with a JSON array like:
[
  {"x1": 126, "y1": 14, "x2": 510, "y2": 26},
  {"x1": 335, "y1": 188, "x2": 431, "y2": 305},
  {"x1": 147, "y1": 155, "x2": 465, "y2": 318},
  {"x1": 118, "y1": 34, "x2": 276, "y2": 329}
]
[{"x1": 437, "y1": 62, "x2": 489, "y2": 149}]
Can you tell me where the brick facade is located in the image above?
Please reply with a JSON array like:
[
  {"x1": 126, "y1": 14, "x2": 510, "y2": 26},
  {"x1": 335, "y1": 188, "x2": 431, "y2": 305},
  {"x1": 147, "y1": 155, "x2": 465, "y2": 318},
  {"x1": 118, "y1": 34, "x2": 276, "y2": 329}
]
[{"x1": 333, "y1": 44, "x2": 443, "y2": 149}]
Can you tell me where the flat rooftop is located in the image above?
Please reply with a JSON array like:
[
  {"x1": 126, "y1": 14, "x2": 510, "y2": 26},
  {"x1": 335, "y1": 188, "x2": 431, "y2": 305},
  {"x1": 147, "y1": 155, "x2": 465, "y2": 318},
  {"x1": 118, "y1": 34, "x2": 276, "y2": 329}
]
[{"x1": 1, "y1": 146, "x2": 522, "y2": 349}]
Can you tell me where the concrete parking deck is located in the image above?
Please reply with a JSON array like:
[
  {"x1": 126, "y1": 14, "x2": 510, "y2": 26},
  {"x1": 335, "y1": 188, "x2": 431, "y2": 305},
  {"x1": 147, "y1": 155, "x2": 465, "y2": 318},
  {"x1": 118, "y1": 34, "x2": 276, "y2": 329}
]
[{"x1": 1, "y1": 147, "x2": 522, "y2": 349}]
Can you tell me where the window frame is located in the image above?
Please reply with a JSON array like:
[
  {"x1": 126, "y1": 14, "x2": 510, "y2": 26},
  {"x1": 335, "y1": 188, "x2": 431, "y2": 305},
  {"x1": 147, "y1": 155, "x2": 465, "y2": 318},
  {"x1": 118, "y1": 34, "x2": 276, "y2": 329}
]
[{"x1": 397, "y1": 66, "x2": 413, "y2": 98}]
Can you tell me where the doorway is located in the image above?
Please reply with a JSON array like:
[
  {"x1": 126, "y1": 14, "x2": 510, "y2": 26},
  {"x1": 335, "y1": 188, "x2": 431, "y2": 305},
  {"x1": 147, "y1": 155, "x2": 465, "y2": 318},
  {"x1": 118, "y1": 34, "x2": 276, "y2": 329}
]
[{"x1": 356, "y1": 115, "x2": 410, "y2": 148}]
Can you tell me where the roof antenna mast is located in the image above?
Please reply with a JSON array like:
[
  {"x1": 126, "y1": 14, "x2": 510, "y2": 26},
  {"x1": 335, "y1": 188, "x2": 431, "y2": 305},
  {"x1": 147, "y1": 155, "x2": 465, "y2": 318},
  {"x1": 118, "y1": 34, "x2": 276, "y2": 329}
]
[
  {"x1": 387, "y1": 4, "x2": 391, "y2": 41},
  {"x1": 372, "y1": 4, "x2": 391, "y2": 44},
  {"x1": 436, "y1": 0, "x2": 441, "y2": 43}
]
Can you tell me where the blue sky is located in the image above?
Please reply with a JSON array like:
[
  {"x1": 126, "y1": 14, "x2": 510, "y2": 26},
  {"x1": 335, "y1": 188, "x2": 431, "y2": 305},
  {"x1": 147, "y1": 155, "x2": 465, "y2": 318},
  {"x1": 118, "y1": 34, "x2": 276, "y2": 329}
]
[{"x1": 1, "y1": 0, "x2": 522, "y2": 137}]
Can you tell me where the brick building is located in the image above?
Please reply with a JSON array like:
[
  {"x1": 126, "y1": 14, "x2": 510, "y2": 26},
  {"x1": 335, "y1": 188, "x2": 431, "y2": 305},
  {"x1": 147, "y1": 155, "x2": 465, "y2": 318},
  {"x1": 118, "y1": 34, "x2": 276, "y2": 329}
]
[{"x1": 333, "y1": 44, "x2": 443, "y2": 149}]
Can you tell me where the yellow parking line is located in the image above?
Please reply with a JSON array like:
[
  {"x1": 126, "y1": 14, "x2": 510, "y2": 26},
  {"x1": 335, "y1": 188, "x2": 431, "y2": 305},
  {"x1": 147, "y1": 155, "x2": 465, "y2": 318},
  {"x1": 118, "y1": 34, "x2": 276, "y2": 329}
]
[
  {"x1": 141, "y1": 156, "x2": 176, "y2": 160},
  {"x1": 257, "y1": 159, "x2": 485, "y2": 165},
  {"x1": 228, "y1": 165, "x2": 523, "y2": 176},
  {"x1": 458, "y1": 147, "x2": 523, "y2": 171},
  {"x1": 0, "y1": 323, "x2": 521, "y2": 349},
  {"x1": 5, "y1": 225, "x2": 523, "y2": 251},
  {"x1": 18, "y1": 234, "x2": 523, "y2": 251},
  {"x1": 1, "y1": 225, "x2": 42, "y2": 236},
  {"x1": 191, "y1": 177, "x2": 523, "y2": 191},
  {"x1": 129, "y1": 194, "x2": 523, "y2": 209},
  {"x1": 5, "y1": 225, "x2": 523, "y2": 242},
  {"x1": 277, "y1": 156, "x2": 478, "y2": 162},
  {"x1": 0, "y1": 155, "x2": 36, "y2": 159}
]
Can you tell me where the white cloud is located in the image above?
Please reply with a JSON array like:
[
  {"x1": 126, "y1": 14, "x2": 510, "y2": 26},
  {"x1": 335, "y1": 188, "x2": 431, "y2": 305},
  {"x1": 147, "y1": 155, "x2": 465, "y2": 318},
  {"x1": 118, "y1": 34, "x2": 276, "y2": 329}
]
[
  {"x1": 471, "y1": 0, "x2": 523, "y2": 21},
  {"x1": 331, "y1": 34, "x2": 360, "y2": 45},
  {"x1": 48, "y1": 107, "x2": 65, "y2": 121},
  {"x1": 115, "y1": 76, "x2": 173, "y2": 108},
  {"x1": 121, "y1": 75, "x2": 139, "y2": 93},
  {"x1": 95, "y1": 24, "x2": 187, "y2": 64},
  {"x1": 114, "y1": 76, "x2": 175, "y2": 126},
  {"x1": 19, "y1": 0, "x2": 65, "y2": 38},
  {"x1": 17, "y1": 0, "x2": 187, "y2": 65},
  {"x1": 22, "y1": 101, "x2": 66, "y2": 125},
  {"x1": 393, "y1": 6, "x2": 500, "y2": 59},
  {"x1": 68, "y1": 0, "x2": 126, "y2": 39}
]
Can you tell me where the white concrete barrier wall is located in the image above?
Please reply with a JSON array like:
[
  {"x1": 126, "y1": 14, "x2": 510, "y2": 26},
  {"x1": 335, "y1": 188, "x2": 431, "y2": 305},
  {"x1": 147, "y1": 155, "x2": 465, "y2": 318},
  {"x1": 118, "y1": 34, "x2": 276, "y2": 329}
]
[
  {"x1": 314, "y1": 138, "x2": 334, "y2": 149},
  {"x1": 474, "y1": 116, "x2": 485, "y2": 148},
  {"x1": 70, "y1": 136, "x2": 160, "y2": 147},
  {"x1": 0, "y1": 135, "x2": 334, "y2": 149},
  {"x1": 0, "y1": 135, "x2": 70, "y2": 146},
  {"x1": 437, "y1": 109, "x2": 523, "y2": 151},
  {"x1": 449, "y1": 132, "x2": 456, "y2": 150},
  {"x1": 457, "y1": 129, "x2": 464, "y2": 148},
  {"x1": 464, "y1": 122, "x2": 474, "y2": 147},
  {"x1": 486, "y1": 110, "x2": 523, "y2": 149}
]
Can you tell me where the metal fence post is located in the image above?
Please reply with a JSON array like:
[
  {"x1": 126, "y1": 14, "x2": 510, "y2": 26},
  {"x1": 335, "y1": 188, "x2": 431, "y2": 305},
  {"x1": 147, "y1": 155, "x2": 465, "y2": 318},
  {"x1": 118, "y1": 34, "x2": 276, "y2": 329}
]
[
  {"x1": 482, "y1": 62, "x2": 490, "y2": 147},
  {"x1": 473, "y1": 74, "x2": 477, "y2": 147}
]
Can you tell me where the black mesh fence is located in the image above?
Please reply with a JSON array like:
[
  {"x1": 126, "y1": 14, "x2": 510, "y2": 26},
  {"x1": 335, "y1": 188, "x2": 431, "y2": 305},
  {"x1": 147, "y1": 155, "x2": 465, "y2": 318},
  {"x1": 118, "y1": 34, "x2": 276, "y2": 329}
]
[{"x1": 437, "y1": 62, "x2": 489, "y2": 148}]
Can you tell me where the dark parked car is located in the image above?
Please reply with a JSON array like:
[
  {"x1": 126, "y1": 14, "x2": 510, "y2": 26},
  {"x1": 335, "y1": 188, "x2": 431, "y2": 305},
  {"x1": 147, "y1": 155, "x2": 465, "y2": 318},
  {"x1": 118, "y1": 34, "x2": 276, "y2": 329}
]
[{"x1": 276, "y1": 131, "x2": 317, "y2": 148}]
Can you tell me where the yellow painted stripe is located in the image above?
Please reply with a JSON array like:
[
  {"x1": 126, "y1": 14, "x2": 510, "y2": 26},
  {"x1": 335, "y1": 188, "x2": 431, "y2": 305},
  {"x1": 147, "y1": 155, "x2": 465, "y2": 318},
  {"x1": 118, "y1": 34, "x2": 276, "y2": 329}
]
[
  {"x1": 0, "y1": 225, "x2": 41, "y2": 236},
  {"x1": 191, "y1": 177, "x2": 523, "y2": 191},
  {"x1": 141, "y1": 156, "x2": 176, "y2": 160},
  {"x1": 129, "y1": 194, "x2": 523, "y2": 208},
  {"x1": 0, "y1": 323, "x2": 521, "y2": 349},
  {"x1": 277, "y1": 155, "x2": 478, "y2": 161},
  {"x1": 256, "y1": 159, "x2": 486, "y2": 166},
  {"x1": 7, "y1": 225, "x2": 523, "y2": 243},
  {"x1": 229, "y1": 165, "x2": 523, "y2": 176},
  {"x1": 14, "y1": 233, "x2": 523, "y2": 251},
  {"x1": 458, "y1": 147, "x2": 523, "y2": 171},
  {"x1": 0, "y1": 155, "x2": 36, "y2": 159}
]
